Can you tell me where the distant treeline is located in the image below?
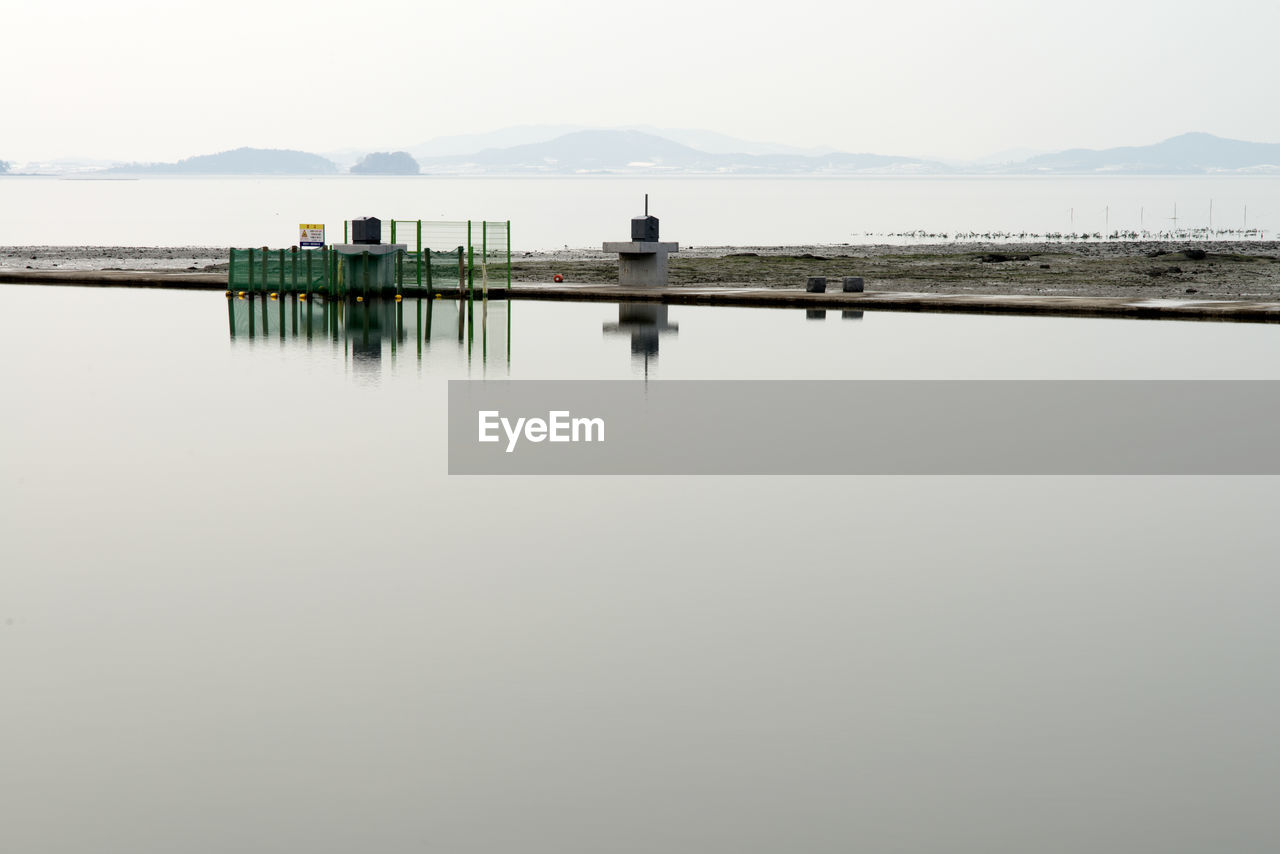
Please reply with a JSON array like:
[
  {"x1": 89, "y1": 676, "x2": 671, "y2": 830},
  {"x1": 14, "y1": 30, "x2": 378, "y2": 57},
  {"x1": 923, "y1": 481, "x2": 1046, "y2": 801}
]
[
  {"x1": 102, "y1": 147, "x2": 421, "y2": 175},
  {"x1": 107, "y1": 147, "x2": 339, "y2": 175}
]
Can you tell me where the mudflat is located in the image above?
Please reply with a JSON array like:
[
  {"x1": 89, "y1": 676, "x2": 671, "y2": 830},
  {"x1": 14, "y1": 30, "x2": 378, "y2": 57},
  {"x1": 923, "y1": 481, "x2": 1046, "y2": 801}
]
[{"x1": 4, "y1": 242, "x2": 1279, "y2": 300}]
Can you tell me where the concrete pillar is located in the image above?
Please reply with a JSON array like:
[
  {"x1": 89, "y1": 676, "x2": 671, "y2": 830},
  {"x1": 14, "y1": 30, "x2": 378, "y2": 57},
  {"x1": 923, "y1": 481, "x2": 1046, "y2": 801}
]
[
  {"x1": 842, "y1": 276, "x2": 865, "y2": 292},
  {"x1": 603, "y1": 241, "x2": 679, "y2": 287},
  {"x1": 806, "y1": 277, "x2": 827, "y2": 293}
]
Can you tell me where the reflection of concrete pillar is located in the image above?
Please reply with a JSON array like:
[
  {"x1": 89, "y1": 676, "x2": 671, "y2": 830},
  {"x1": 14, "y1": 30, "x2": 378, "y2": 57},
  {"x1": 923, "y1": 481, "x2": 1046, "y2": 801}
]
[
  {"x1": 603, "y1": 303, "x2": 678, "y2": 360},
  {"x1": 806, "y1": 310, "x2": 827, "y2": 320},
  {"x1": 842, "y1": 310, "x2": 865, "y2": 321}
]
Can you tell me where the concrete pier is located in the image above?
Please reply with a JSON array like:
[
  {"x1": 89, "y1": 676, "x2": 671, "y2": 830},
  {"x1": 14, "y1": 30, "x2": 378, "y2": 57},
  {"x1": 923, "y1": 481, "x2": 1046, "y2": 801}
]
[
  {"x1": 9, "y1": 269, "x2": 1280, "y2": 324},
  {"x1": 602, "y1": 197, "x2": 679, "y2": 287},
  {"x1": 602, "y1": 240, "x2": 680, "y2": 287}
]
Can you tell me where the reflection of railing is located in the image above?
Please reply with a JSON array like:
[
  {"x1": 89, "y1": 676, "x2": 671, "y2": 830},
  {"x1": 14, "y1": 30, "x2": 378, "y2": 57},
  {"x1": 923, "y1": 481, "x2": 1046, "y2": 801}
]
[{"x1": 226, "y1": 293, "x2": 510, "y2": 372}]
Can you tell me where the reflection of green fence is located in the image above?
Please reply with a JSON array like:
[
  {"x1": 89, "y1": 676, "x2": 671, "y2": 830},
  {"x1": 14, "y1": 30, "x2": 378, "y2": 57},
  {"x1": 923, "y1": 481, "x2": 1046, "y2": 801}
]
[{"x1": 226, "y1": 294, "x2": 511, "y2": 371}]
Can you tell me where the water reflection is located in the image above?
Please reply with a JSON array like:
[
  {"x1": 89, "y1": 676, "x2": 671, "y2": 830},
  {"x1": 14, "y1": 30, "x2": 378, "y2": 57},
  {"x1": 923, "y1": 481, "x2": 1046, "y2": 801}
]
[
  {"x1": 602, "y1": 303, "x2": 678, "y2": 376},
  {"x1": 227, "y1": 293, "x2": 509, "y2": 372}
]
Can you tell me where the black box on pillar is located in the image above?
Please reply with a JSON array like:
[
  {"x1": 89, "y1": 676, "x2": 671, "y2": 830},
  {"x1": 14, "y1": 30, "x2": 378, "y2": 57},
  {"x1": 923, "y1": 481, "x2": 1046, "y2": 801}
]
[
  {"x1": 352, "y1": 217, "x2": 381, "y2": 244},
  {"x1": 631, "y1": 215, "x2": 659, "y2": 242}
]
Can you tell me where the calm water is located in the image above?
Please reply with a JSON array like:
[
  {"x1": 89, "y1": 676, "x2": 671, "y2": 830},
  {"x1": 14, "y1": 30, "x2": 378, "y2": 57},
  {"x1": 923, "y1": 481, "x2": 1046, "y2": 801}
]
[
  {"x1": 2, "y1": 174, "x2": 1278, "y2": 249},
  {"x1": 4, "y1": 285, "x2": 1280, "y2": 854}
]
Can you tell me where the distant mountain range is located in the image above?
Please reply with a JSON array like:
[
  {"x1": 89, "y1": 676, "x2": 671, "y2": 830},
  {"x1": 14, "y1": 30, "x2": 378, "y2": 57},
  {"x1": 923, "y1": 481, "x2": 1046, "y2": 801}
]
[
  {"x1": 402, "y1": 124, "x2": 839, "y2": 160},
  {"x1": 411, "y1": 130, "x2": 931, "y2": 175},
  {"x1": 1019, "y1": 132, "x2": 1280, "y2": 174},
  {"x1": 7, "y1": 132, "x2": 1280, "y2": 176}
]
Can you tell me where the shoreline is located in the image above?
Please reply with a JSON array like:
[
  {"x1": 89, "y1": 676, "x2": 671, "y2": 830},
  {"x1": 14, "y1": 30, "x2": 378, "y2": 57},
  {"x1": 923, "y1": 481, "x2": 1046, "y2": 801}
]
[{"x1": 3, "y1": 240, "x2": 1279, "y2": 304}]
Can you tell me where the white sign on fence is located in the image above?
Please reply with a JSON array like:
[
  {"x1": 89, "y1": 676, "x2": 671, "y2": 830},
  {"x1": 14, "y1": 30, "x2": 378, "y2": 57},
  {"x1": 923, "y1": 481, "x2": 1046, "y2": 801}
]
[{"x1": 299, "y1": 224, "x2": 325, "y2": 248}]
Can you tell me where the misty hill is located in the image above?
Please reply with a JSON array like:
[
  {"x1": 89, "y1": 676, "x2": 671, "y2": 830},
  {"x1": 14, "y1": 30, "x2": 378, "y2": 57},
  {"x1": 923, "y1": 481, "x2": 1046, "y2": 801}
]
[
  {"x1": 108, "y1": 147, "x2": 339, "y2": 175},
  {"x1": 350, "y1": 151, "x2": 420, "y2": 174},
  {"x1": 408, "y1": 124, "x2": 838, "y2": 159},
  {"x1": 407, "y1": 125, "x2": 589, "y2": 159},
  {"x1": 416, "y1": 130, "x2": 940, "y2": 175},
  {"x1": 1013, "y1": 133, "x2": 1280, "y2": 174}
]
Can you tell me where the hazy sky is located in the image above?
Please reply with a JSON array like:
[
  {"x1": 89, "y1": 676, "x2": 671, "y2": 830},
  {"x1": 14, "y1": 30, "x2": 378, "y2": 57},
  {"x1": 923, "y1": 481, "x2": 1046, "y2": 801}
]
[{"x1": 5, "y1": 0, "x2": 1278, "y2": 163}]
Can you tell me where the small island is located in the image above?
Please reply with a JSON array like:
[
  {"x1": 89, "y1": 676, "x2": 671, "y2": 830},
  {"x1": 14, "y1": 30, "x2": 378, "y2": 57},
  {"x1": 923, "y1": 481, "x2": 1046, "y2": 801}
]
[{"x1": 350, "y1": 151, "x2": 420, "y2": 175}]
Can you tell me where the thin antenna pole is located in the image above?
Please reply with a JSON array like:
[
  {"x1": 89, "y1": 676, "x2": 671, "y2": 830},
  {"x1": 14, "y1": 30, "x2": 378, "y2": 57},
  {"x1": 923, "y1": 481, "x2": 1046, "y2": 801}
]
[{"x1": 645, "y1": 193, "x2": 649, "y2": 216}]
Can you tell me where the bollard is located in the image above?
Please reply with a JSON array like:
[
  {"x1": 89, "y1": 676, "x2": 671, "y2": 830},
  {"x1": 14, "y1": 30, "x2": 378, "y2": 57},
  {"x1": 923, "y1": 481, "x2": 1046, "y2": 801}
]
[
  {"x1": 806, "y1": 276, "x2": 827, "y2": 293},
  {"x1": 842, "y1": 276, "x2": 865, "y2": 293}
]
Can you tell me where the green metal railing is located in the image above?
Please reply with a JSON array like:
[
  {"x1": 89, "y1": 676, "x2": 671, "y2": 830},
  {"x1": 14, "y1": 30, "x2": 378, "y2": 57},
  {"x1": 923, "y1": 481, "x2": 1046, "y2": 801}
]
[
  {"x1": 229, "y1": 220, "x2": 509, "y2": 298},
  {"x1": 341, "y1": 218, "x2": 512, "y2": 294},
  {"x1": 227, "y1": 245, "x2": 483, "y2": 298}
]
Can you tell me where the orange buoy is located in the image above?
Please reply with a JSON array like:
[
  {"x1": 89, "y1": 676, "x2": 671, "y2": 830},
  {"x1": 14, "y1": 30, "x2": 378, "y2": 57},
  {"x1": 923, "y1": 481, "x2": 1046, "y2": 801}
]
[{"x1": 553, "y1": 274, "x2": 564, "y2": 283}]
